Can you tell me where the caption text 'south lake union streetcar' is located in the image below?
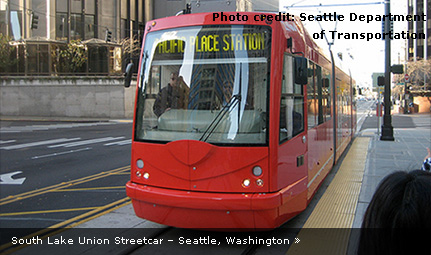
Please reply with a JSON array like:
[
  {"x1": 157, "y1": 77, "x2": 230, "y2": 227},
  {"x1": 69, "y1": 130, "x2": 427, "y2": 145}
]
[{"x1": 125, "y1": 11, "x2": 356, "y2": 230}]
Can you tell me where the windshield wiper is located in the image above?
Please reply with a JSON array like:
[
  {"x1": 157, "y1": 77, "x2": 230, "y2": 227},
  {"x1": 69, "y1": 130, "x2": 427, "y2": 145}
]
[{"x1": 199, "y1": 94, "x2": 241, "y2": 142}]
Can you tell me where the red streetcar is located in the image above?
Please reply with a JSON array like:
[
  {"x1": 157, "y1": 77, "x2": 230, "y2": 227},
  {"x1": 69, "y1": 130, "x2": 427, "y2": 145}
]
[{"x1": 125, "y1": 11, "x2": 356, "y2": 230}]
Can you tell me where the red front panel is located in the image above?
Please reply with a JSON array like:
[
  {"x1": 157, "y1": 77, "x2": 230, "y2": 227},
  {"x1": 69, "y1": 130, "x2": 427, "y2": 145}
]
[
  {"x1": 126, "y1": 181, "x2": 302, "y2": 229},
  {"x1": 131, "y1": 140, "x2": 269, "y2": 193}
]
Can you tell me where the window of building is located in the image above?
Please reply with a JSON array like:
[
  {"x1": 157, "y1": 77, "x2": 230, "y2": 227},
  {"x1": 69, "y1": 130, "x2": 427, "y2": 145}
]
[
  {"x1": 56, "y1": 13, "x2": 68, "y2": 40},
  {"x1": 88, "y1": 47, "x2": 108, "y2": 73},
  {"x1": 84, "y1": 14, "x2": 95, "y2": 39},
  {"x1": 0, "y1": 10, "x2": 6, "y2": 35},
  {"x1": 70, "y1": 13, "x2": 83, "y2": 40},
  {"x1": 56, "y1": 0, "x2": 96, "y2": 41},
  {"x1": 27, "y1": 44, "x2": 50, "y2": 74}
]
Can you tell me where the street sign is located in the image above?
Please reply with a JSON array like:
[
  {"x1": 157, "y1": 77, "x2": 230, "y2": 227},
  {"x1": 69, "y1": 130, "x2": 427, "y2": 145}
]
[{"x1": 404, "y1": 74, "x2": 410, "y2": 83}]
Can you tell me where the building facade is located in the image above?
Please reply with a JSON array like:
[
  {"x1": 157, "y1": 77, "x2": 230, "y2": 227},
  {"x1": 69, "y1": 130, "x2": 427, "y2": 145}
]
[
  {"x1": 0, "y1": 0, "x2": 278, "y2": 75},
  {"x1": 407, "y1": 0, "x2": 430, "y2": 60},
  {"x1": 1, "y1": 0, "x2": 149, "y2": 75}
]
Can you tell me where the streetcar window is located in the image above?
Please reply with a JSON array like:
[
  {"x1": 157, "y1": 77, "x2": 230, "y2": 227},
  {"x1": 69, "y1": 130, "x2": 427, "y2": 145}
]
[
  {"x1": 280, "y1": 54, "x2": 304, "y2": 143},
  {"x1": 134, "y1": 25, "x2": 271, "y2": 145},
  {"x1": 308, "y1": 62, "x2": 332, "y2": 127},
  {"x1": 307, "y1": 61, "x2": 317, "y2": 129},
  {"x1": 321, "y1": 68, "x2": 332, "y2": 122},
  {"x1": 316, "y1": 65, "x2": 324, "y2": 124},
  {"x1": 317, "y1": 66, "x2": 332, "y2": 123}
]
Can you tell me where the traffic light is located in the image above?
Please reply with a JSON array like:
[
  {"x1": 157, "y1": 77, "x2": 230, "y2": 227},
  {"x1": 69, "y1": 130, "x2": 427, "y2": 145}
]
[
  {"x1": 105, "y1": 29, "x2": 112, "y2": 42},
  {"x1": 378, "y1": 76, "x2": 385, "y2": 86},
  {"x1": 31, "y1": 12, "x2": 39, "y2": 30},
  {"x1": 391, "y1": 64, "x2": 404, "y2": 74}
]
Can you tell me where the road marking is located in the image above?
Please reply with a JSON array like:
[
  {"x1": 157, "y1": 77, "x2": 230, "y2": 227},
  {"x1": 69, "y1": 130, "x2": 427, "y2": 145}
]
[
  {"x1": 0, "y1": 166, "x2": 130, "y2": 206},
  {"x1": 0, "y1": 122, "x2": 115, "y2": 133},
  {"x1": 47, "y1": 197, "x2": 131, "y2": 229},
  {"x1": 0, "y1": 140, "x2": 16, "y2": 144},
  {"x1": 0, "y1": 197, "x2": 131, "y2": 253},
  {"x1": 0, "y1": 138, "x2": 81, "y2": 150},
  {"x1": 104, "y1": 139, "x2": 132, "y2": 146},
  {"x1": 0, "y1": 166, "x2": 130, "y2": 254},
  {"x1": 0, "y1": 207, "x2": 100, "y2": 217},
  {"x1": 0, "y1": 171, "x2": 26, "y2": 185},
  {"x1": 31, "y1": 147, "x2": 91, "y2": 159},
  {"x1": 48, "y1": 137, "x2": 125, "y2": 148},
  {"x1": 69, "y1": 198, "x2": 132, "y2": 228},
  {"x1": 53, "y1": 186, "x2": 125, "y2": 192}
]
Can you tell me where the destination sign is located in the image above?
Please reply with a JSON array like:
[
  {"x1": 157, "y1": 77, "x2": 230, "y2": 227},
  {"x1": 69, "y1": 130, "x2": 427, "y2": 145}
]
[{"x1": 156, "y1": 32, "x2": 267, "y2": 55}]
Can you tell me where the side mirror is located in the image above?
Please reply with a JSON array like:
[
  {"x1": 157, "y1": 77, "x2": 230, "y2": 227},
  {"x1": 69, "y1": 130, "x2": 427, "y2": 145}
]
[
  {"x1": 124, "y1": 63, "x2": 134, "y2": 88},
  {"x1": 294, "y1": 57, "x2": 308, "y2": 85}
]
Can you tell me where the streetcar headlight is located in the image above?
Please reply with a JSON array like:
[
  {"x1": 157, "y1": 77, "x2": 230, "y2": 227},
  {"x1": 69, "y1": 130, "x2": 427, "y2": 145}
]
[
  {"x1": 136, "y1": 159, "x2": 144, "y2": 169},
  {"x1": 242, "y1": 179, "x2": 251, "y2": 187},
  {"x1": 136, "y1": 170, "x2": 149, "y2": 180},
  {"x1": 143, "y1": 172, "x2": 150, "y2": 179},
  {"x1": 252, "y1": 166, "x2": 263, "y2": 177},
  {"x1": 256, "y1": 179, "x2": 264, "y2": 186}
]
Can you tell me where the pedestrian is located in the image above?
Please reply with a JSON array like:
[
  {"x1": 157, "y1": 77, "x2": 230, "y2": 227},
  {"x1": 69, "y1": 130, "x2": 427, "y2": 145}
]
[
  {"x1": 358, "y1": 170, "x2": 431, "y2": 255},
  {"x1": 421, "y1": 147, "x2": 431, "y2": 171}
]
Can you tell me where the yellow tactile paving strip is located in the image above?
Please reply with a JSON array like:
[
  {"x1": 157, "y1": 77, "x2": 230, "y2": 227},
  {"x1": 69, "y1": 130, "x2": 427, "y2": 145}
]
[{"x1": 287, "y1": 137, "x2": 370, "y2": 255}]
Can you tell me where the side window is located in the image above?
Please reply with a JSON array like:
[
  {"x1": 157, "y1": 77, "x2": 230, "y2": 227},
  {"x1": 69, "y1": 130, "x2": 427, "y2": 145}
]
[
  {"x1": 307, "y1": 61, "x2": 317, "y2": 129},
  {"x1": 280, "y1": 55, "x2": 304, "y2": 143},
  {"x1": 321, "y1": 67, "x2": 332, "y2": 122},
  {"x1": 316, "y1": 65, "x2": 324, "y2": 124}
]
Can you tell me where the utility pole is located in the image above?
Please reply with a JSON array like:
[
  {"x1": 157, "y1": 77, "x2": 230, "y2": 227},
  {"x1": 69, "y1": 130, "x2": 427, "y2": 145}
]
[
  {"x1": 380, "y1": 0, "x2": 394, "y2": 141},
  {"x1": 67, "y1": 0, "x2": 71, "y2": 43}
]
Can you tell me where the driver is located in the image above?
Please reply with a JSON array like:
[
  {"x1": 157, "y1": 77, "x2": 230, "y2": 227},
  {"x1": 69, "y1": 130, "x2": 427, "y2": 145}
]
[{"x1": 153, "y1": 72, "x2": 189, "y2": 117}]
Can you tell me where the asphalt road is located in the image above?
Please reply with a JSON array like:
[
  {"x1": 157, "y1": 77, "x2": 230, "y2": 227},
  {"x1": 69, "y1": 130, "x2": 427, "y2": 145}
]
[{"x1": 0, "y1": 120, "x2": 133, "y2": 233}]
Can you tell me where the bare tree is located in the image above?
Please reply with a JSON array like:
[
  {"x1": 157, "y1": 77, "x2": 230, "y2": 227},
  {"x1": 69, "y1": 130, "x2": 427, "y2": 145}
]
[
  {"x1": 119, "y1": 36, "x2": 141, "y2": 61},
  {"x1": 394, "y1": 58, "x2": 431, "y2": 92}
]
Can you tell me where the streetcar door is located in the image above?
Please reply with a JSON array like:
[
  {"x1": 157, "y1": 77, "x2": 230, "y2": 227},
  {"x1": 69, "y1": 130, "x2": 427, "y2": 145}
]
[{"x1": 277, "y1": 54, "x2": 307, "y2": 213}]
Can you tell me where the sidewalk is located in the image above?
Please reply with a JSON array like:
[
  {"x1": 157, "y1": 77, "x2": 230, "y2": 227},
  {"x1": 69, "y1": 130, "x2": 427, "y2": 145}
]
[{"x1": 353, "y1": 113, "x2": 431, "y2": 228}]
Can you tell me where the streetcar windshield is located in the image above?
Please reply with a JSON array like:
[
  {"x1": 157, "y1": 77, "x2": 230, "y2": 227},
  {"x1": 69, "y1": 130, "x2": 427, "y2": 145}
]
[{"x1": 134, "y1": 25, "x2": 271, "y2": 145}]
